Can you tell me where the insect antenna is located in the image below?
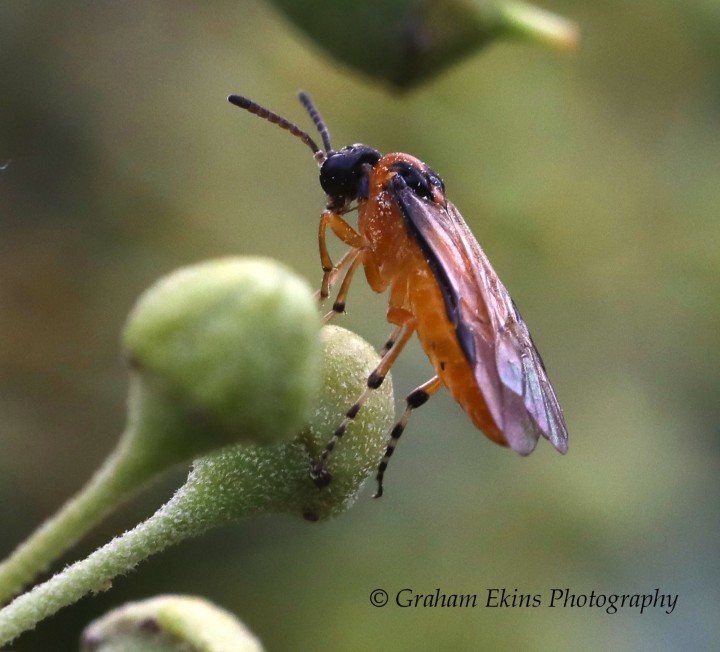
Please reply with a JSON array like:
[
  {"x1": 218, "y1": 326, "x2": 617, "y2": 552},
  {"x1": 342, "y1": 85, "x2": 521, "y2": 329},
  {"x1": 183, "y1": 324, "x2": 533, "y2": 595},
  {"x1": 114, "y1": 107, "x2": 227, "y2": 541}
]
[
  {"x1": 298, "y1": 91, "x2": 333, "y2": 155},
  {"x1": 227, "y1": 94, "x2": 326, "y2": 165}
]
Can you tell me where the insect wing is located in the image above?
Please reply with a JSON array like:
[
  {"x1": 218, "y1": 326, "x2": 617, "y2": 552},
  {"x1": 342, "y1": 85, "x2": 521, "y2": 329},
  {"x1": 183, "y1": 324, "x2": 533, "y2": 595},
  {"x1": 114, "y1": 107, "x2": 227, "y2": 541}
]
[{"x1": 393, "y1": 181, "x2": 568, "y2": 455}]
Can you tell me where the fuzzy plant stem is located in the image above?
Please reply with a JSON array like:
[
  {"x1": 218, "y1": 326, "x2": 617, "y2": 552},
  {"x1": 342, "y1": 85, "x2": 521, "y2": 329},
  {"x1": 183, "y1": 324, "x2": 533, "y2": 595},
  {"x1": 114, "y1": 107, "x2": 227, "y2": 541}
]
[
  {"x1": 0, "y1": 430, "x2": 157, "y2": 605},
  {"x1": 0, "y1": 257, "x2": 321, "y2": 605},
  {"x1": 0, "y1": 486, "x2": 203, "y2": 645},
  {"x1": 0, "y1": 325, "x2": 395, "y2": 646}
]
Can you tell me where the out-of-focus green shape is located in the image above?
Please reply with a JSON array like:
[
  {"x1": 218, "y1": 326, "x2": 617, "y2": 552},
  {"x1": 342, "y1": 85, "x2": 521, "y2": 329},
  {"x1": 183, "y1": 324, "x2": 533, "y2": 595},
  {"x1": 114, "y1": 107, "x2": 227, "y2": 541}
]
[
  {"x1": 0, "y1": 326, "x2": 394, "y2": 647},
  {"x1": 81, "y1": 595, "x2": 264, "y2": 652},
  {"x1": 268, "y1": 0, "x2": 578, "y2": 89},
  {"x1": 0, "y1": 258, "x2": 320, "y2": 606}
]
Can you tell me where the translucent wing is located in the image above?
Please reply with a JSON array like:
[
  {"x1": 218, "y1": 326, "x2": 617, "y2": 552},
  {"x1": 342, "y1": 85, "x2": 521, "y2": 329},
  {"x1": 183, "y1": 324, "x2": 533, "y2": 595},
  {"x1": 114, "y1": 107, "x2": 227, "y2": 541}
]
[{"x1": 392, "y1": 178, "x2": 568, "y2": 455}]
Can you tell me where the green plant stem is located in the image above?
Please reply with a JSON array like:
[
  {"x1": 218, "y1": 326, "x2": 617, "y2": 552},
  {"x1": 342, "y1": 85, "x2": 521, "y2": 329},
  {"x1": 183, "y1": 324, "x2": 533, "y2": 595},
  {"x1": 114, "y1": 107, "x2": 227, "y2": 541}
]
[
  {"x1": 0, "y1": 373, "x2": 202, "y2": 604},
  {"x1": 0, "y1": 472, "x2": 206, "y2": 645},
  {"x1": 497, "y1": 1, "x2": 579, "y2": 51},
  {"x1": 0, "y1": 429, "x2": 155, "y2": 605},
  {"x1": 0, "y1": 325, "x2": 393, "y2": 645},
  {"x1": 0, "y1": 257, "x2": 320, "y2": 603}
]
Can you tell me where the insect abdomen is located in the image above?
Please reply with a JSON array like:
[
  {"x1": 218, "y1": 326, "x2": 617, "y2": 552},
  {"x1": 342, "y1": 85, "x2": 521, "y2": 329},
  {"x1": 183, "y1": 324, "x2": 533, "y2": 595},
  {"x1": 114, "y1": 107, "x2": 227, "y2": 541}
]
[{"x1": 408, "y1": 264, "x2": 506, "y2": 446}]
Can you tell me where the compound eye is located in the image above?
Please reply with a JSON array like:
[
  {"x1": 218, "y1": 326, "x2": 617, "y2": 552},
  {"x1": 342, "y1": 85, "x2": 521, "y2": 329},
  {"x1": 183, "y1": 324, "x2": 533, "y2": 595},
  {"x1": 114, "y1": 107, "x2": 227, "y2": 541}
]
[{"x1": 319, "y1": 145, "x2": 381, "y2": 201}]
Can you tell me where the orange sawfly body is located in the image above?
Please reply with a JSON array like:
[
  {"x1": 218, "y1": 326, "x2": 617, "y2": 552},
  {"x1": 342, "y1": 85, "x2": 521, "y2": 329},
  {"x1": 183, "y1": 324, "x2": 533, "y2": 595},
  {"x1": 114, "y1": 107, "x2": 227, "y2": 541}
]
[{"x1": 229, "y1": 92, "x2": 568, "y2": 497}]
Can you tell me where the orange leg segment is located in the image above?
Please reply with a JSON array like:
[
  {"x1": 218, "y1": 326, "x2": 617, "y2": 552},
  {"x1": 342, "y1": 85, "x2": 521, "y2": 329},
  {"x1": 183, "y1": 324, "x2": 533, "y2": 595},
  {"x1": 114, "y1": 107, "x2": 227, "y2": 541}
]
[
  {"x1": 321, "y1": 251, "x2": 365, "y2": 324},
  {"x1": 318, "y1": 210, "x2": 364, "y2": 302},
  {"x1": 314, "y1": 247, "x2": 357, "y2": 304}
]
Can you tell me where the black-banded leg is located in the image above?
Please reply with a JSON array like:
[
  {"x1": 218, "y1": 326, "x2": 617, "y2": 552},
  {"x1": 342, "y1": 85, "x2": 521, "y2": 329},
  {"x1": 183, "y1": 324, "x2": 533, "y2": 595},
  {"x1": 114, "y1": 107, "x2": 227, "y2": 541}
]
[
  {"x1": 374, "y1": 375, "x2": 443, "y2": 498},
  {"x1": 314, "y1": 247, "x2": 357, "y2": 305},
  {"x1": 311, "y1": 320, "x2": 416, "y2": 487},
  {"x1": 378, "y1": 324, "x2": 404, "y2": 357},
  {"x1": 322, "y1": 252, "x2": 364, "y2": 324}
]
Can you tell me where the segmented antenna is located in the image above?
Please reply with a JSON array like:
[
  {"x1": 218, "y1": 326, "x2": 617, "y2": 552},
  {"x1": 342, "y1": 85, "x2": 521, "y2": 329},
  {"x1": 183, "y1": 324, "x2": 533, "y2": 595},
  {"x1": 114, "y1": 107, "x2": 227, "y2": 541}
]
[
  {"x1": 227, "y1": 94, "x2": 326, "y2": 164},
  {"x1": 298, "y1": 91, "x2": 333, "y2": 154}
]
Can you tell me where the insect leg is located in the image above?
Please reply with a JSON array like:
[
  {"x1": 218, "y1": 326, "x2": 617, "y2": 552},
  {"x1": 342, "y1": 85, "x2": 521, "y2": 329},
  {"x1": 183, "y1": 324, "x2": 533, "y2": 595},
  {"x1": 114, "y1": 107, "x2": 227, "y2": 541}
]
[
  {"x1": 313, "y1": 247, "x2": 356, "y2": 303},
  {"x1": 374, "y1": 375, "x2": 444, "y2": 498},
  {"x1": 318, "y1": 210, "x2": 364, "y2": 303},
  {"x1": 379, "y1": 324, "x2": 404, "y2": 357},
  {"x1": 312, "y1": 316, "x2": 416, "y2": 488},
  {"x1": 321, "y1": 252, "x2": 365, "y2": 324}
]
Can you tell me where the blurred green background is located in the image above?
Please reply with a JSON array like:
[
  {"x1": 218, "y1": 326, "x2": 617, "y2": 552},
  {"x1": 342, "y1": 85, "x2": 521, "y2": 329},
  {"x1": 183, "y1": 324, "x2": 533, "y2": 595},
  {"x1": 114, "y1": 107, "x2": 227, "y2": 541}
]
[{"x1": 1, "y1": 1, "x2": 718, "y2": 650}]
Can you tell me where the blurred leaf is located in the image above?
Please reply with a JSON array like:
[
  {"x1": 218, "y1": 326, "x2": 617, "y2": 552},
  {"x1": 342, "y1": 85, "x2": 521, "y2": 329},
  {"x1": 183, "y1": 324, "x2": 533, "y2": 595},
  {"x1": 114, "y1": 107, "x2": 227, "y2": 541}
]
[{"x1": 268, "y1": 0, "x2": 578, "y2": 89}]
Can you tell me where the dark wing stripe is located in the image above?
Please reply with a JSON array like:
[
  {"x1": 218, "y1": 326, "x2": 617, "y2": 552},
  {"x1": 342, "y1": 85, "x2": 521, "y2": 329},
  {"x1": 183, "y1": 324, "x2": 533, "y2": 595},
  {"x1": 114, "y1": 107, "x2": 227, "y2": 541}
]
[
  {"x1": 391, "y1": 181, "x2": 461, "y2": 321},
  {"x1": 392, "y1": 179, "x2": 505, "y2": 431},
  {"x1": 390, "y1": 177, "x2": 478, "y2": 366},
  {"x1": 390, "y1": 176, "x2": 568, "y2": 455}
]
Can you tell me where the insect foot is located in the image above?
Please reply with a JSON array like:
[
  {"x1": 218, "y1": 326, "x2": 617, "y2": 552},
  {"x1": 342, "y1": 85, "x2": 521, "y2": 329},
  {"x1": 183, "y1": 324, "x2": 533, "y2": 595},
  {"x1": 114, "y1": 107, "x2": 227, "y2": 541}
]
[{"x1": 310, "y1": 462, "x2": 332, "y2": 489}]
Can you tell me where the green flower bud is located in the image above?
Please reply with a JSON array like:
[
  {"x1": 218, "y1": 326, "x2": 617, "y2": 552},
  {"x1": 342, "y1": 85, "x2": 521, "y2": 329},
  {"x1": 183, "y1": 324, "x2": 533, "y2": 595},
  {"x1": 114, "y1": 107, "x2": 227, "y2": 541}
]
[
  {"x1": 183, "y1": 325, "x2": 396, "y2": 523},
  {"x1": 0, "y1": 326, "x2": 395, "y2": 645},
  {"x1": 123, "y1": 256, "x2": 321, "y2": 460},
  {"x1": 81, "y1": 595, "x2": 263, "y2": 652},
  {"x1": 0, "y1": 257, "x2": 320, "y2": 605}
]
